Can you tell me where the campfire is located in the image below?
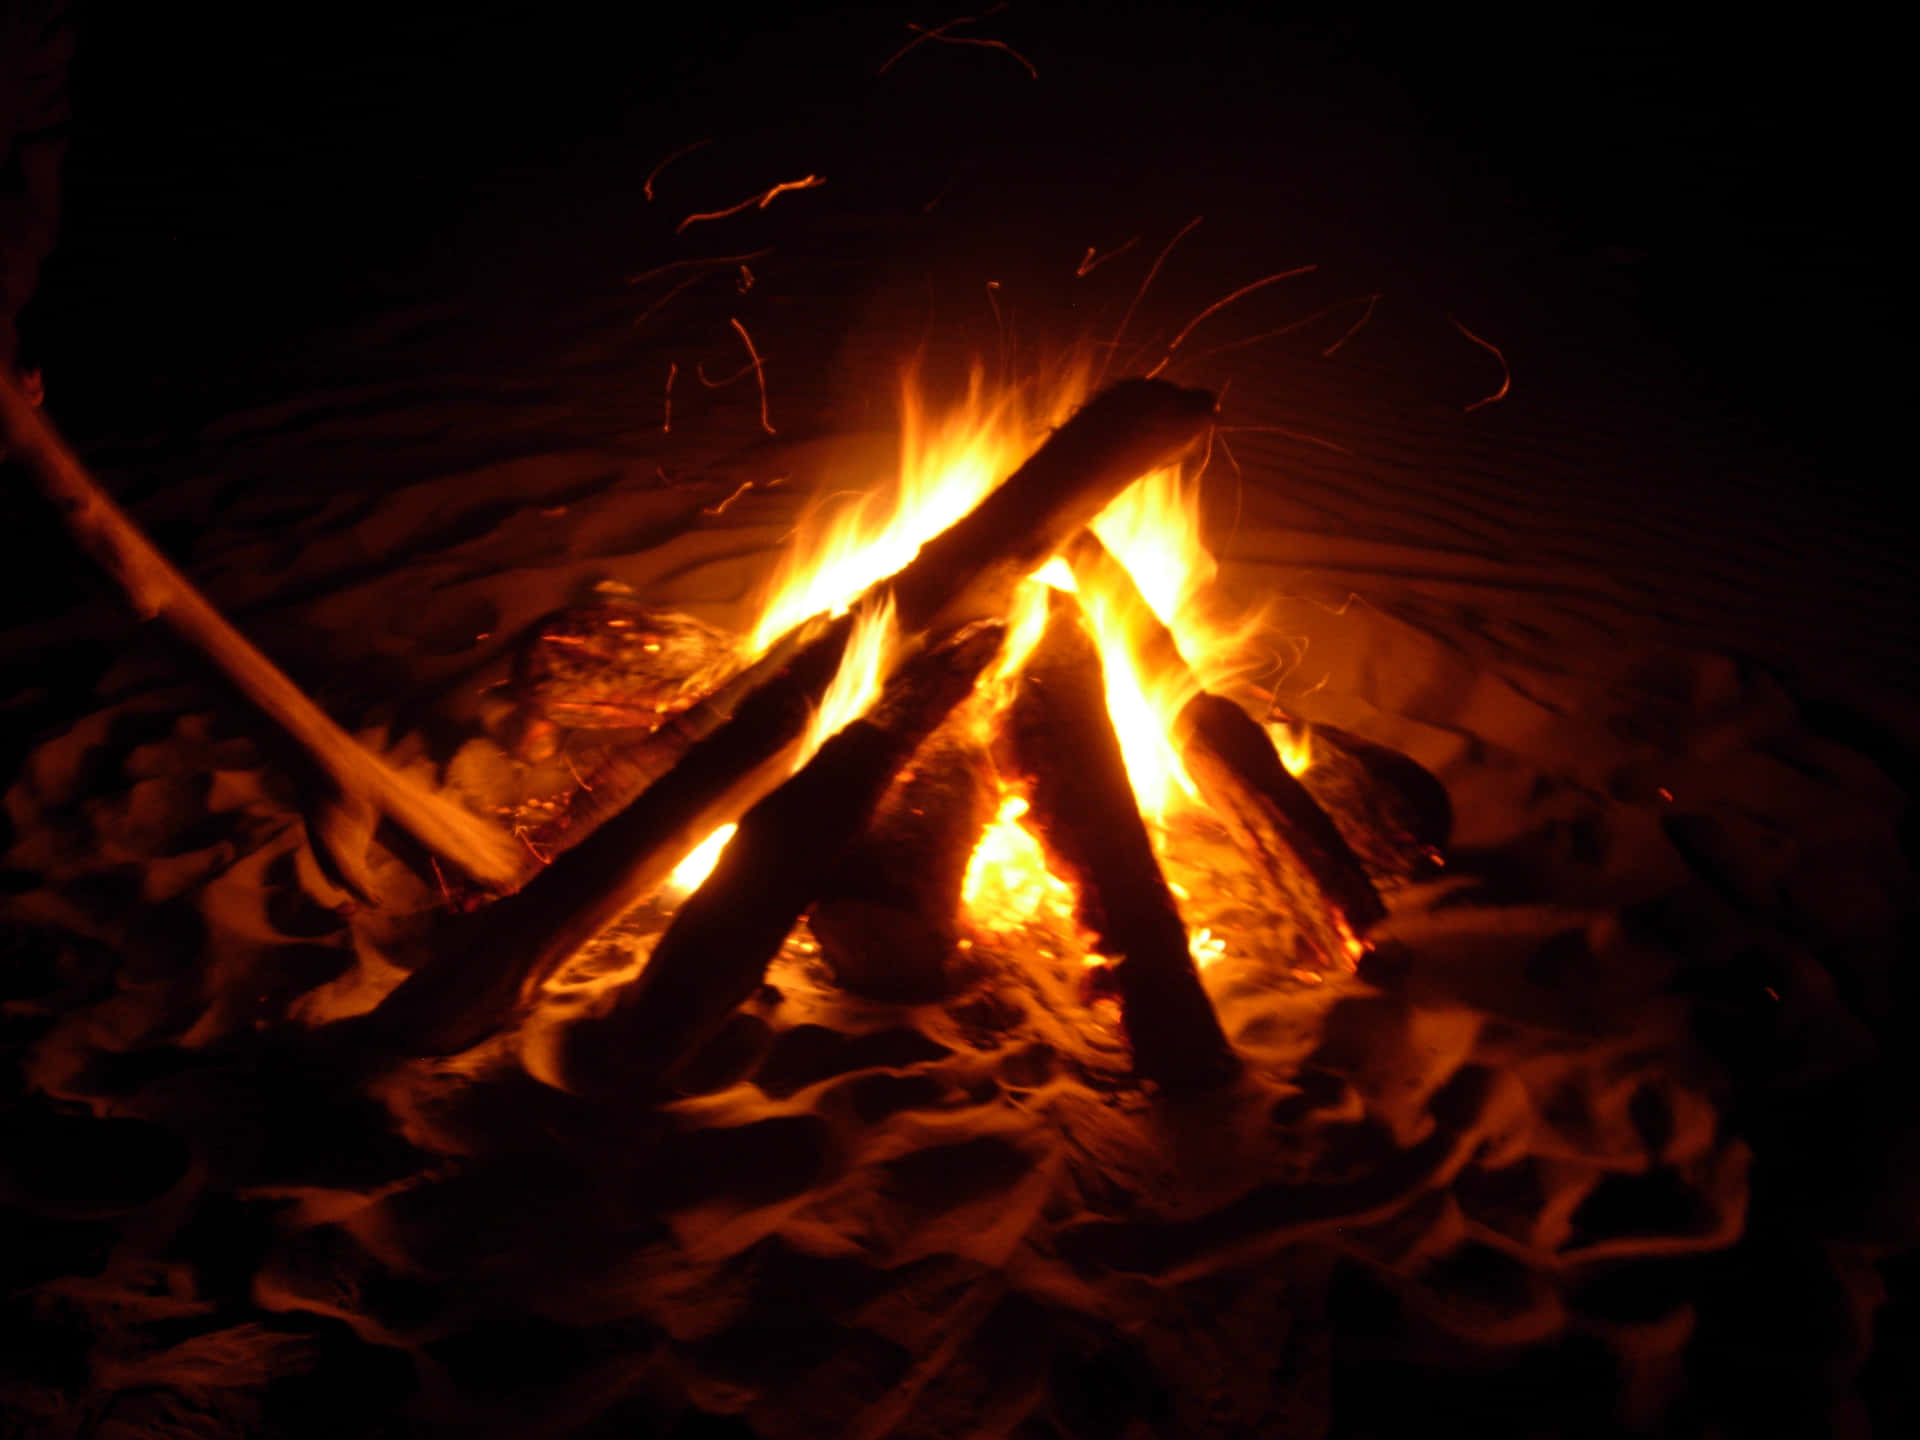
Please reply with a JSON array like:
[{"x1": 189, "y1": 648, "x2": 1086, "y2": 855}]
[
  {"x1": 334, "y1": 363, "x2": 1445, "y2": 1094},
  {"x1": 2, "y1": 354, "x2": 1448, "y2": 1100}
]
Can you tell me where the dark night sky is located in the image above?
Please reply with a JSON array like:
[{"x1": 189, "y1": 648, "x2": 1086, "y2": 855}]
[{"x1": 24, "y1": 6, "x2": 1893, "y2": 484}]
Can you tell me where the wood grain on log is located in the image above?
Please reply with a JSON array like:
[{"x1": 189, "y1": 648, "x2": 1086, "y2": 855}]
[
  {"x1": 566, "y1": 621, "x2": 1007, "y2": 1094},
  {"x1": 998, "y1": 589, "x2": 1238, "y2": 1092}
]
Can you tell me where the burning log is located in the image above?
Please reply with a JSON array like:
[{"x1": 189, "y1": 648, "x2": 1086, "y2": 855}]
[
  {"x1": 0, "y1": 369, "x2": 523, "y2": 893},
  {"x1": 1063, "y1": 530, "x2": 1385, "y2": 965},
  {"x1": 810, "y1": 714, "x2": 996, "y2": 1001},
  {"x1": 370, "y1": 378, "x2": 1216, "y2": 1055},
  {"x1": 1269, "y1": 714, "x2": 1451, "y2": 886},
  {"x1": 565, "y1": 621, "x2": 1007, "y2": 1095},
  {"x1": 365, "y1": 610, "x2": 856, "y2": 1056},
  {"x1": 997, "y1": 589, "x2": 1239, "y2": 1092}
]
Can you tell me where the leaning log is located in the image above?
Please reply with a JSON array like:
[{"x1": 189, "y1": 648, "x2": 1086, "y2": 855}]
[
  {"x1": 0, "y1": 368, "x2": 523, "y2": 891},
  {"x1": 370, "y1": 377, "x2": 1216, "y2": 1054},
  {"x1": 1268, "y1": 713, "x2": 1451, "y2": 886},
  {"x1": 565, "y1": 621, "x2": 1007, "y2": 1095},
  {"x1": 1063, "y1": 529, "x2": 1384, "y2": 966},
  {"x1": 998, "y1": 589, "x2": 1238, "y2": 1092},
  {"x1": 364, "y1": 611, "x2": 855, "y2": 1057}
]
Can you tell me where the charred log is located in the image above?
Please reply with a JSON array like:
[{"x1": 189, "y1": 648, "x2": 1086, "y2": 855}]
[
  {"x1": 1062, "y1": 529, "x2": 1385, "y2": 966},
  {"x1": 1270, "y1": 714, "x2": 1452, "y2": 886},
  {"x1": 1177, "y1": 694, "x2": 1387, "y2": 966},
  {"x1": 810, "y1": 713, "x2": 996, "y2": 1001},
  {"x1": 565, "y1": 621, "x2": 1007, "y2": 1095},
  {"x1": 997, "y1": 589, "x2": 1238, "y2": 1093},
  {"x1": 366, "y1": 611, "x2": 855, "y2": 1057},
  {"x1": 369, "y1": 378, "x2": 1214, "y2": 1056}
]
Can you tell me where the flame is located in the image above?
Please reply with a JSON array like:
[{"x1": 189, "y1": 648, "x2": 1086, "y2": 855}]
[
  {"x1": 668, "y1": 822, "x2": 737, "y2": 895},
  {"x1": 1268, "y1": 720, "x2": 1313, "y2": 777},
  {"x1": 961, "y1": 795, "x2": 1076, "y2": 934},
  {"x1": 803, "y1": 595, "x2": 896, "y2": 757},
  {"x1": 749, "y1": 363, "x2": 1085, "y2": 653}
]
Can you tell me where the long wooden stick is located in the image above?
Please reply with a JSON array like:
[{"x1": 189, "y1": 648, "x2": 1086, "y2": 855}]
[
  {"x1": 565, "y1": 621, "x2": 1007, "y2": 1095},
  {"x1": 0, "y1": 370, "x2": 523, "y2": 889},
  {"x1": 369, "y1": 377, "x2": 1216, "y2": 1056},
  {"x1": 999, "y1": 589, "x2": 1239, "y2": 1092},
  {"x1": 1063, "y1": 529, "x2": 1384, "y2": 966}
]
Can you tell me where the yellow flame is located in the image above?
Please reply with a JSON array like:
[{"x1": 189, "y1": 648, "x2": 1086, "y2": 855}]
[
  {"x1": 668, "y1": 822, "x2": 737, "y2": 895},
  {"x1": 961, "y1": 795, "x2": 1076, "y2": 932},
  {"x1": 750, "y1": 362, "x2": 1087, "y2": 653},
  {"x1": 1268, "y1": 720, "x2": 1313, "y2": 777},
  {"x1": 803, "y1": 595, "x2": 896, "y2": 758}
]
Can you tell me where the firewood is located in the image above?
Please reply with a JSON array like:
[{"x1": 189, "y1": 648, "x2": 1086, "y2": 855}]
[
  {"x1": 1177, "y1": 694, "x2": 1387, "y2": 965},
  {"x1": 1269, "y1": 713, "x2": 1451, "y2": 886},
  {"x1": 810, "y1": 713, "x2": 996, "y2": 1001},
  {"x1": 0, "y1": 369, "x2": 522, "y2": 892},
  {"x1": 364, "y1": 610, "x2": 855, "y2": 1057},
  {"x1": 1062, "y1": 529, "x2": 1385, "y2": 966},
  {"x1": 565, "y1": 621, "x2": 1007, "y2": 1095},
  {"x1": 369, "y1": 378, "x2": 1215, "y2": 1055},
  {"x1": 997, "y1": 589, "x2": 1238, "y2": 1092}
]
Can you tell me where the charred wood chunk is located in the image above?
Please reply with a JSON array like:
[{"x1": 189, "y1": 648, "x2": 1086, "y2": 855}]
[
  {"x1": 1176, "y1": 693, "x2": 1386, "y2": 968},
  {"x1": 507, "y1": 600, "x2": 738, "y2": 760},
  {"x1": 1274, "y1": 715, "x2": 1452, "y2": 885},
  {"x1": 368, "y1": 613, "x2": 856, "y2": 1057},
  {"x1": 566, "y1": 621, "x2": 1008, "y2": 1095},
  {"x1": 998, "y1": 590, "x2": 1238, "y2": 1092},
  {"x1": 811, "y1": 716, "x2": 996, "y2": 1001}
]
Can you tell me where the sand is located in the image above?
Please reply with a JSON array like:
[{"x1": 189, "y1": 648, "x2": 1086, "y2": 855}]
[{"x1": 3, "y1": 13, "x2": 1914, "y2": 1438}]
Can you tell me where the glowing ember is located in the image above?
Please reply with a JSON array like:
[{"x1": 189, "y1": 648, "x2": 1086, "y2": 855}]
[
  {"x1": 961, "y1": 795, "x2": 1076, "y2": 935},
  {"x1": 668, "y1": 822, "x2": 737, "y2": 894},
  {"x1": 1268, "y1": 719, "x2": 1313, "y2": 777}
]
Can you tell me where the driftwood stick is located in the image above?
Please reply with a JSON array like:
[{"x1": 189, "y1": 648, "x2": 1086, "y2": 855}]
[
  {"x1": 566, "y1": 621, "x2": 1007, "y2": 1094},
  {"x1": 368, "y1": 377, "x2": 1215, "y2": 1055},
  {"x1": 998, "y1": 589, "x2": 1238, "y2": 1092},
  {"x1": 0, "y1": 369, "x2": 523, "y2": 889},
  {"x1": 1062, "y1": 529, "x2": 1385, "y2": 965}
]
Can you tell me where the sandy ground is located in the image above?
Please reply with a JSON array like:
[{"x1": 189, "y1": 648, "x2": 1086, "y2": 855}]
[{"x1": 3, "y1": 11, "x2": 1914, "y2": 1438}]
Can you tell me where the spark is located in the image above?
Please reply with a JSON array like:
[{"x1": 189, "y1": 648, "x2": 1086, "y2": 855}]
[
  {"x1": 1216, "y1": 423, "x2": 1354, "y2": 456},
  {"x1": 1181, "y1": 292, "x2": 1380, "y2": 365},
  {"x1": 1150, "y1": 264, "x2": 1318, "y2": 371},
  {"x1": 643, "y1": 138, "x2": 712, "y2": 202},
  {"x1": 702, "y1": 480, "x2": 756, "y2": 516},
  {"x1": 697, "y1": 358, "x2": 757, "y2": 388},
  {"x1": 429, "y1": 855, "x2": 453, "y2": 909},
  {"x1": 729, "y1": 317, "x2": 776, "y2": 434},
  {"x1": 563, "y1": 749, "x2": 593, "y2": 791},
  {"x1": 878, "y1": 3, "x2": 1039, "y2": 80},
  {"x1": 1105, "y1": 215, "x2": 1202, "y2": 381},
  {"x1": 1321, "y1": 292, "x2": 1381, "y2": 356},
  {"x1": 627, "y1": 248, "x2": 775, "y2": 288},
  {"x1": 663, "y1": 361, "x2": 677, "y2": 432},
  {"x1": 677, "y1": 175, "x2": 826, "y2": 235},
  {"x1": 635, "y1": 273, "x2": 706, "y2": 328},
  {"x1": 737, "y1": 263, "x2": 755, "y2": 293},
  {"x1": 1449, "y1": 314, "x2": 1511, "y2": 413},
  {"x1": 1075, "y1": 236, "x2": 1139, "y2": 277}
]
